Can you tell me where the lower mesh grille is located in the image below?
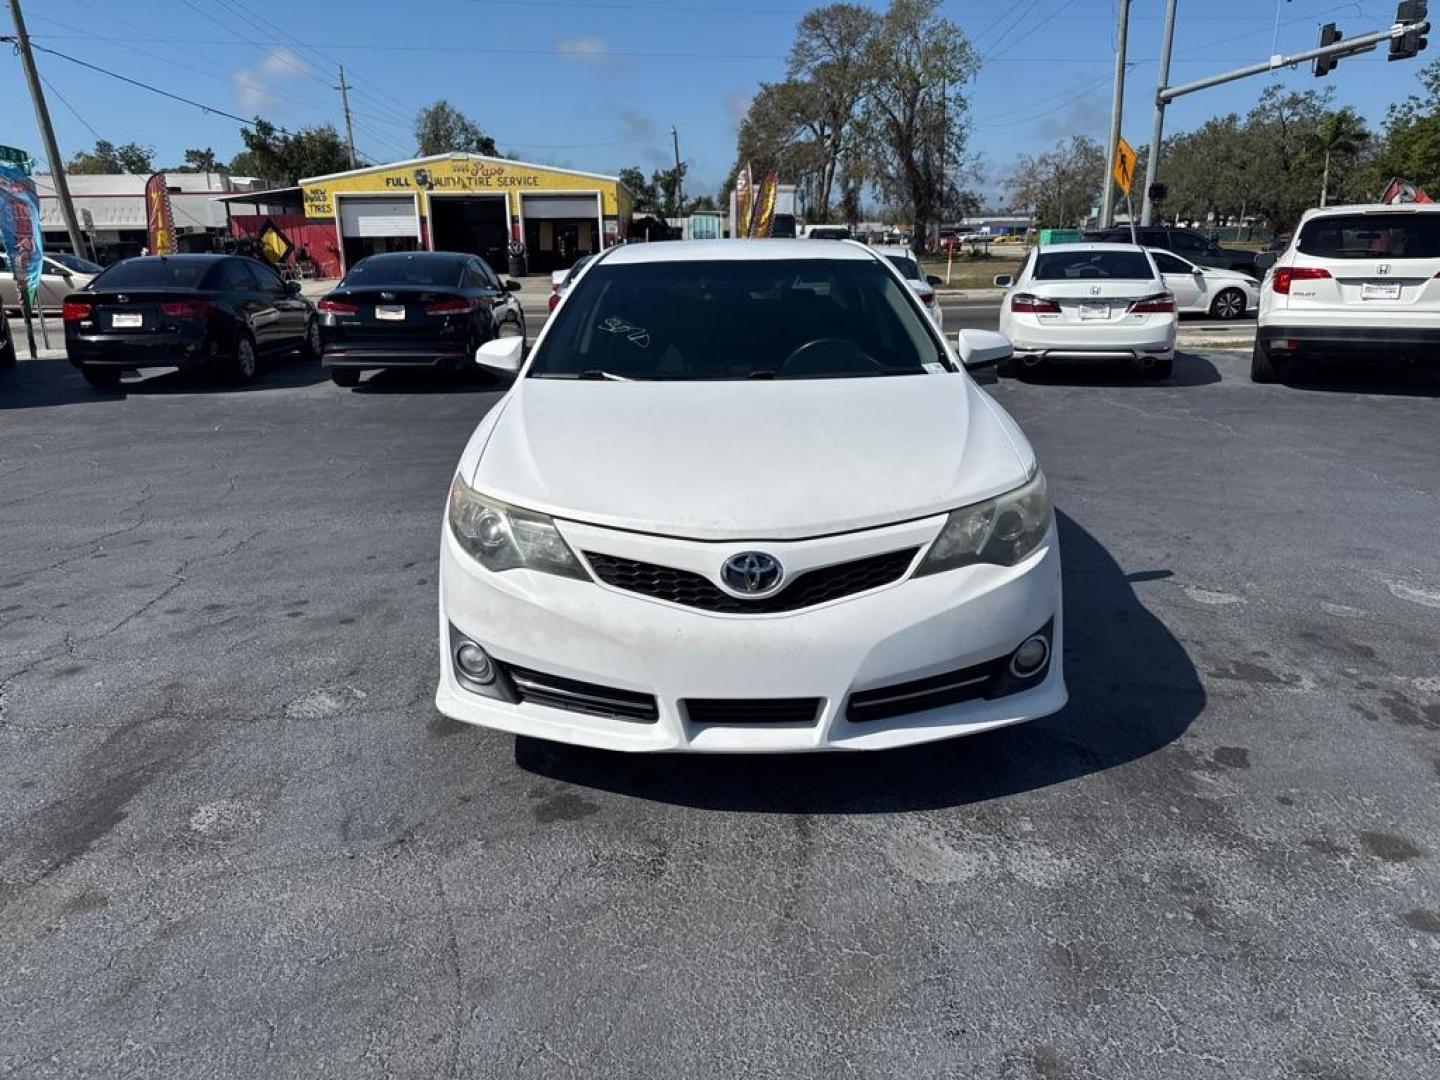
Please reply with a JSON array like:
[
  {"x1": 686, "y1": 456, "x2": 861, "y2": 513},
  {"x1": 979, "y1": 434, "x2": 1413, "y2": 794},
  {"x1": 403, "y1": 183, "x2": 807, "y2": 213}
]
[
  {"x1": 503, "y1": 664, "x2": 658, "y2": 723},
  {"x1": 584, "y1": 548, "x2": 918, "y2": 613},
  {"x1": 685, "y1": 698, "x2": 822, "y2": 725}
]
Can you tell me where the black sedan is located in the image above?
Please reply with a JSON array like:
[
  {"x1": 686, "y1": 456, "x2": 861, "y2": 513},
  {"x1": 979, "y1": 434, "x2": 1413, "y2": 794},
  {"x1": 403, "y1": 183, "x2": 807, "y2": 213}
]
[
  {"x1": 315, "y1": 252, "x2": 525, "y2": 387},
  {"x1": 62, "y1": 254, "x2": 317, "y2": 390}
]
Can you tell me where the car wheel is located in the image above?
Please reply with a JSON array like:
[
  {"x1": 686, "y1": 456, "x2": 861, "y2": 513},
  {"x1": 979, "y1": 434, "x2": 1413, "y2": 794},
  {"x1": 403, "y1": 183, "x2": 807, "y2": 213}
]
[
  {"x1": 329, "y1": 368, "x2": 361, "y2": 387},
  {"x1": 1141, "y1": 356, "x2": 1174, "y2": 380},
  {"x1": 305, "y1": 319, "x2": 323, "y2": 361},
  {"x1": 81, "y1": 364, "x2": 121, "y2": 390},
  {"x1": 996, "y1": 356, "x2": 1017, "y2": 377},
  {"x1": 1209, "y1": 288, "x2": 1246, "y2": 321},
  {"x1": 229, "y1": 334, "x2": 259, "y2": 384},
  {"x1": 1250, "y1": 338, "x2": 1284, "y2": 384}
]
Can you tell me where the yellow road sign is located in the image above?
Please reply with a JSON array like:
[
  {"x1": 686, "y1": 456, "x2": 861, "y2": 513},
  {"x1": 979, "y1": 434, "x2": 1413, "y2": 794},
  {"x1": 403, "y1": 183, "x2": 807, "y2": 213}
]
[{"x1": 1113, "y1": 137, "x2": 1137, "y2": 194}]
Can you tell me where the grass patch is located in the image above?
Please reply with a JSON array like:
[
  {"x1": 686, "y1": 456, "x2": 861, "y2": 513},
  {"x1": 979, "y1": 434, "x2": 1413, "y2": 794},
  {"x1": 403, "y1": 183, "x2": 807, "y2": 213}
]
[{"x1": 920, "y1": 254, "x2": 1025, "y2": 290}]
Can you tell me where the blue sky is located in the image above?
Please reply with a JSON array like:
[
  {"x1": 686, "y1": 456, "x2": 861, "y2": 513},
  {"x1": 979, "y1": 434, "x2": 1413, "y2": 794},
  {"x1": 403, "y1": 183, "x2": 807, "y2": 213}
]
[{"x1": 0, "y1": 0, "x2": 1429, "y2": 205}]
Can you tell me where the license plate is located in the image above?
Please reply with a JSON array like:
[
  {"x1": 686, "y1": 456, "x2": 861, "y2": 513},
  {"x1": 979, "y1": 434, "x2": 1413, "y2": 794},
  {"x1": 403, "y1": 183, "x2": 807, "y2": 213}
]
[
  {"x1": 1079, "y1": 303, "x2": 1110, "y2": 320},
  {"x1": 111, "y1": 312, "x2": 143, "y2": 328},
  {"x1": 375, "y1": 305, "x2": 406, "y2": 321},
  {"x1": 1360, "y1": 281, "x2": 1400, "y2": 301}
]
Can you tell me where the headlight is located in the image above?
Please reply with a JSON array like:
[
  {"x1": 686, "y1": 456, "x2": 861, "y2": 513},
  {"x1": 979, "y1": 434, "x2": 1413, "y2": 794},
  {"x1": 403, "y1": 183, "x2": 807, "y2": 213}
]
[
  {"x1": 915, "y1": 470, "x2": 1050, "y2": 576},
  {"x1": 447, "y1": 474, "x2": 588, "y2": 579}
]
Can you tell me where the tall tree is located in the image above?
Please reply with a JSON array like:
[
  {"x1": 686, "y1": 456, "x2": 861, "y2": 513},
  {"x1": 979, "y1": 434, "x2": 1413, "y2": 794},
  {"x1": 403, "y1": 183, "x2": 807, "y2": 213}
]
[
  {"x1": 414, "y1": 100, "x2": 498, "y2": 157},
  {"x1": 618, "y1": 166, "x2": 662, "y2": 213},
  {"x1": 787, "y1": 3, "x2": 879, "y2": 221},
  {"x1": 1006, "y1": 136, "x2": 1105, "y2": 228},
  {"x1": 1379, "y1": 58, "x2": 1440, "y2": 194},
  {"x1": 1313, "y1": 107, "x2": 1370, "y2": 207},
  {"x1": 230, "y1": 119, "x2": 350, "y2": 184},
  {"x1": 861, "y1": 0, "x2": 978, "y2": 251},
  {"x1": 66, "y1": 139, "x2": 155, "y2": 175}
]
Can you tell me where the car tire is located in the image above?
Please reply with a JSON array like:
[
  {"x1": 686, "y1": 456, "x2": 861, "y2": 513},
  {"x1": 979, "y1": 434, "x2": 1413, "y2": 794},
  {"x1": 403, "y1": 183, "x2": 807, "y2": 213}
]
[
  {"x1": 1141, "y1": 356, "x2": 1174, "y2": 380},
  {"x1": 329, "y1": 368, "x2": 361, "y2": 387},
  {"x1": 1250, "y1": 338, "x2": 1284, "y2": 383},
  {"x1": 996, "y1": 356, "x2": 1017, "y2": 377},
  {"x1": 1209, "y1": 288, "x2": 1246, "y2": 321},
  {"x1": 305, "y1": 318, "x2": 323, "y2": 362},
  {"x1": 229, "y1": 333, "x2": 259, "y2": 384},
  {"x1": 80, "y1": 364, "x2": 121, "y2": 390}
]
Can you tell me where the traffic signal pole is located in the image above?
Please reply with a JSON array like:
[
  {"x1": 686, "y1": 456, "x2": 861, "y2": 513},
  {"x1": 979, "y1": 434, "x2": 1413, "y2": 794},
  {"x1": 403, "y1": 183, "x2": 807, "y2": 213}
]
[
  {"x1": 1139, "y1": 0, "x2": 1178, "y2": 227},
  {"x1": 1099, "y1": 0, "x2": 1131, "y2": 228}
]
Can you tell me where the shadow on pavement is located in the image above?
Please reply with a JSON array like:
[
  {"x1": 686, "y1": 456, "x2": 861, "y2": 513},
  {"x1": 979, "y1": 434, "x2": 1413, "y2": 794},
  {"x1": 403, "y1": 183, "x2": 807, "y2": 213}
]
[
  {"x1": 1279, "y1": 358, "x2": 1440, "y2": 398},
  {"x1": 1005, "y1": 352, "x2": 1221, "y2": 388},
  {"x1": 351, "y1": 368, "x2": 510, "y2": 395},
  {"x1": 0, "y1": 354, "x2": 327, "y2": 409},
  {"x1": 514, "y1": 511, "x2": 1204, "y2": 813}
]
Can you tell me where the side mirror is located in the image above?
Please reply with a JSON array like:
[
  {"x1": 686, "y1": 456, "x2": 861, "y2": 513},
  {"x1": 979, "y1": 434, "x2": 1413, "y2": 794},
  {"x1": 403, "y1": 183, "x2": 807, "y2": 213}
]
[
  {"x1": 504, "y1": 279, "x2": 522, "y2": 292},
  {"x1": 476, "y1": 335, "x2": 524, "y2": 374},
  {"x1": 286, "y1": 279, "x2": 303, "y2": 295},
  {"x1": 993, "y1": 274, "x2": 1014, "y2": 288},
  {"x1": 926, "y1": 274, "x2": 943, "y2": 287},
  {"x1": 1254, "y1": 252, "x2": 1276, "y2": 271},
  {"x1": 955, "y1": 328, "x2": 1013, "y2": 371}
]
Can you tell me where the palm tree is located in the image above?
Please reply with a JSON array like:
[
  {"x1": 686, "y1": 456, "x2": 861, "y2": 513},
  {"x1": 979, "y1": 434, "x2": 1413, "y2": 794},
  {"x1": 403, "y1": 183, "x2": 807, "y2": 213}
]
[{"x1": 1314, "y1": 109, "x2": 1369, "y2": 207}]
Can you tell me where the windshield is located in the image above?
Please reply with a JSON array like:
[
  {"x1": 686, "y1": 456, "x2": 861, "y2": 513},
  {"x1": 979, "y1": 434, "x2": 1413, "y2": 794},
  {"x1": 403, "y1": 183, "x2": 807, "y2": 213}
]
[
  {"x1": 90, "y1": 258, "x2": 213, "y2": 290},
  {"x1": 1033, "y1": 250, "x2": 1154, "y2": 280},
  {"x1": 342, "y1": 255, "x2": 464, "y2": 288},
  {"x1": 528, "y1": 257, "x2": 948, "y2": 381},
  {"x1": 1297, "y1": 213, "x2": 1440, "y2": 259},
  {"x1": 885, "y1": 255, "x2": 921, "y2": 279},
  {"x1": 51, "y1": 253, "x2": 103, "y2": 274}
]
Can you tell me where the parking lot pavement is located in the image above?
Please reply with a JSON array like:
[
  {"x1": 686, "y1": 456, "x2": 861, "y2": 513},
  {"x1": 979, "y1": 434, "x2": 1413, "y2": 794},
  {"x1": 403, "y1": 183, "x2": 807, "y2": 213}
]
[{"x1": 2, "y1": 352, "x2": 1438, "y2": 1078}]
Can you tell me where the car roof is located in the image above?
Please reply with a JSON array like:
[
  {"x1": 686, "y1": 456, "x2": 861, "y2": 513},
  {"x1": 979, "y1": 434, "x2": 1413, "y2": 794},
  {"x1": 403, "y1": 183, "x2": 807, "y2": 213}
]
[
  {"x1": 123, "y1": 254, "x2": 228, "y2": 263},
  {"x1": 602, "y1": 238, "x2": 877, "y2": 265},
  {"x1": 1298, "y1": 202, "x2": 1440, "y2": 222},
  {"x1": 1035, "y1": 242, "x2": 1148, "y2": 254},
  {"x1": 359, "y1": 251, "x2": 471, "y2": 262},
  {"x1": 872, "y1": 245, "x2": 917, "y2": 258}
]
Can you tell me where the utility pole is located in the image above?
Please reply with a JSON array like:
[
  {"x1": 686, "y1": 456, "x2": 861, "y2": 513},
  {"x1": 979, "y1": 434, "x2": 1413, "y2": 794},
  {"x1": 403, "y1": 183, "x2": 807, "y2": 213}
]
[
  {"x1": 335, "y1": 66, "x2": 357, "y2": 169},
  {"x1": 670, "y1": 126, "x2": 683, "y2": 221},
  {"x1": 1140, "y1": 0, "x2": 1178, "y2": 226},
  {"x1": 7, "y1": 0, "x2": 86, "y2": 258},
  {"x1": 1100, "y1": 0, "x2": 1132, "y2": 228}
]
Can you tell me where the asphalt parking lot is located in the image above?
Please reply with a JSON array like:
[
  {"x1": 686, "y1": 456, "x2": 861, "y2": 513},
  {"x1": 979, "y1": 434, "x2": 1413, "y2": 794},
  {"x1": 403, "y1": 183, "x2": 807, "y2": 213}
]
[{"x1": 2, "y1": 347, "x2": 1438, "y2": 1078}]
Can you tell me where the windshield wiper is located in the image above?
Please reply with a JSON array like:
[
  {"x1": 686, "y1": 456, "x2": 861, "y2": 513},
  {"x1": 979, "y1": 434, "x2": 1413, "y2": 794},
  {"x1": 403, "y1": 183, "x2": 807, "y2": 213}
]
[
  {"x1": 576, "y1": 370, "x2": 635, "y2": 381},
  {"x1": 746, "y1": 369, "x2": 778, "y2": 379}
]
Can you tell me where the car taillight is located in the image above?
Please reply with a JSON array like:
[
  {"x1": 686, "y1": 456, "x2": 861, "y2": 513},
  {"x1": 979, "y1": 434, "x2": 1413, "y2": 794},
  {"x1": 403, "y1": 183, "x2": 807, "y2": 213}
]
[
  {"x1": 917, "y1": 288, "x2": 935, "y2": 304},
  {"x1": 159, "y1": 300, "x2": 216, "y2": 318},
  {"x1": 1128, "y1": 292, "x2": 1175, "y2": 313},
  {"x1": 316, "y1": 298, "x2": 359, "y2": 314},
  {"x1": 548, "y1": 291, "x2": 561, "y2": 312},
  {"x1": 1011, "y1": 293, "x2": 1060, "y2": 314},
  {"x1": 62, "y1": 301, "x2": 91, "y2": 322},
  {"x1": 1272, "y1": 267, "x2": 1331, "y2": 294},
  {"x1": 423, "y1": 297, "x2": 481, "y2": 315}
]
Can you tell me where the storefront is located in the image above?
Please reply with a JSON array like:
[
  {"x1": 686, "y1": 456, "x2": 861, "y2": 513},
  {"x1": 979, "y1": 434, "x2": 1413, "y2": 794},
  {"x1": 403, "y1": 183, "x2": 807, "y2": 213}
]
[{"x1": 298, "y1": 154, "x2": 633, "y2": 275}]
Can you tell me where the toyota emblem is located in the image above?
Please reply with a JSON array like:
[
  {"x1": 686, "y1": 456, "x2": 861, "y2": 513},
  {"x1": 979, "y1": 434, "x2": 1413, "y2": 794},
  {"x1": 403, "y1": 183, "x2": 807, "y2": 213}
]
[{"x1": 721, "y1": 551, "x2": 783, "y2": 595}]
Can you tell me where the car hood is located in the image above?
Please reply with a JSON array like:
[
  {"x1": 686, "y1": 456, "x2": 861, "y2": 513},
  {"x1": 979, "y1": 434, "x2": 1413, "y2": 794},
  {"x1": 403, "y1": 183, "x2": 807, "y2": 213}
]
[
  {"x1": 1202, "y1": 266, "x2": 1259, "y2": 284},
  {"x1": 468, "y1": 375, "x2": 1031, "y2": 540}
]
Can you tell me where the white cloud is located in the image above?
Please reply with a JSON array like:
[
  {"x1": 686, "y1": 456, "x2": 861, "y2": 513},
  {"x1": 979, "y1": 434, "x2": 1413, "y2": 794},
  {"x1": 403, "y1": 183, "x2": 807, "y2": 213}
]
[
  {"x1": 234, "y1": 48, "x2": 310, "y2": 113},
  {"x1": 724, "y1": 90, "x2": 753, "y2": 130},
  {"x1": 555, "y1": 36, "x2": 627, "y2": 74},
  {"x1": 260, "y1": 47, "x2": 310, "y2": 80}
]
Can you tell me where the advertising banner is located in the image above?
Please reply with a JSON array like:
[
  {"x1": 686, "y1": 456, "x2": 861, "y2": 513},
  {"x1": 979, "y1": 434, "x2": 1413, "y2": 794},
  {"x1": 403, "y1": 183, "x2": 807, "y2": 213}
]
[
  {"x1": 145, "y1": 171, "x2": 177, "y2": 254},
  {"x1": 751, "y1": 171, "x2": 779, "y2": 238},
  {"x1": 1380, "y1": 177, "x2": 1433, "y2": 204},
  {"x1": 0, "y1": 160, "x2": 43, "y2": 305},
  {"x1": 735, "y1": 163, "x2": 754, "y2": 239}
]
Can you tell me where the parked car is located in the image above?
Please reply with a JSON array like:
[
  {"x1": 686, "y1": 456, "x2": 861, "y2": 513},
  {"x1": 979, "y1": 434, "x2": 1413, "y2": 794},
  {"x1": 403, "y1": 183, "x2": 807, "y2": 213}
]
[
  {"x1": 1, "y1": 306, "x2": 15, "y2": 367},
  {"x1": 316, "y1": 252, "x2": 525, "y2": 387},
  {"x1": 995, "y1": 243, "x2": 1176, "y2": 379},
  {"x1": 1083, "y1": 225, "x2": 1259, "y2": 276},
  {"x1": 548, "y1": 253, "x2": 594, "y2": 313},
  {"x1": 1148, "y1": 249, "x2": 1259, "y2": 319},
  {"x1": 1251, "y1": 203, "x2": 1440, "y2": 383},
  {"x1": 62, "y1": 254, "x2": 316, "y2": 390},
  {"x1": 806, "y1": 225, "x2": 852, "y2": 240},
  {"x1": 436, "y1": 239, "x2": 1061, "y2": 752},
  {"x1": 875, "y1": 244, "x2": 945, "y2": 329},
  {"x1": 1, "y1": 252, "x2": 101, "y2": 313}
]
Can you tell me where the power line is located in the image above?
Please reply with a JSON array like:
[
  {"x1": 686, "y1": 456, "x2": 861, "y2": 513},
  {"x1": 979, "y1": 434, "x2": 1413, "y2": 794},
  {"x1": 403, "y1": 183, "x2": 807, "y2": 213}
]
[{"x1": 37, "y1": 70, "x2": 105, "y2": 142}]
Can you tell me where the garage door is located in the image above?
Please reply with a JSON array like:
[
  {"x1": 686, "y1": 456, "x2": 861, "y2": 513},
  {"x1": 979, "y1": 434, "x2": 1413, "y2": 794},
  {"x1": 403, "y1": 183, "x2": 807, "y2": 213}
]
[
  {"x1": 338, "y1": 196, "x2": 416, "y2": 238},
  {"x1": 522, "y1": 195, "x2": 598, "y2": 219}
]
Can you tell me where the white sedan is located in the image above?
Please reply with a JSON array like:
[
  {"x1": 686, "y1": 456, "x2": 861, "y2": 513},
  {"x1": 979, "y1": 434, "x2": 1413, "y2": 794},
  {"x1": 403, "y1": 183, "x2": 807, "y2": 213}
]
[
  {"x1": 1149, "y1": 248, "x2": 1258, "y2": 319},
  {"x1": 0, "y1": 252, "x2": 101, "y2": 313},
  {"x1": 995, "y1": 243, "x2": 1176, "y2": 379},
  {"x1": 437, "y1": 239, "x2": 1063, "y2": 752},
  {"x1": 874, "y1": 244, "x2": 944, "y2": 329}
]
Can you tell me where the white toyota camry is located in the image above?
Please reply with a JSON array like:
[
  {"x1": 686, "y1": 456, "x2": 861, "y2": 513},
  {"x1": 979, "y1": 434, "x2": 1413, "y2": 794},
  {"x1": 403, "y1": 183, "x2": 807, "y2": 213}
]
[{"x1": 437, "y1": 239, "x2": 1064, "y2": 752}]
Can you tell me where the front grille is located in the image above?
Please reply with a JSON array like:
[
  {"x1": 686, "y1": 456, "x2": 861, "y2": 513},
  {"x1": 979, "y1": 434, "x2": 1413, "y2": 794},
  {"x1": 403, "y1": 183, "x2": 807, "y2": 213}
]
[
  {"x1": 846, "y1": 660, "x2": 999, "y2": 724},
  {"x1": 503, "y1": 663, "x2": 658, "y2": 723},
  {"x1": 685, "y1": 698, "x2": 822, "y2": 725},
  {"x1": 584, "y1": 548, "x2": 919, "y2": 614}
]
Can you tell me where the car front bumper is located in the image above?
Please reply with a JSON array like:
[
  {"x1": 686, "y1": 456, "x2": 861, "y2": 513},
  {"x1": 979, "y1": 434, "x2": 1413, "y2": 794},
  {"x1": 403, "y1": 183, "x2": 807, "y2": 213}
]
[{"x1": 435, "y1": 517, "x2": 1064, "y2": 753}]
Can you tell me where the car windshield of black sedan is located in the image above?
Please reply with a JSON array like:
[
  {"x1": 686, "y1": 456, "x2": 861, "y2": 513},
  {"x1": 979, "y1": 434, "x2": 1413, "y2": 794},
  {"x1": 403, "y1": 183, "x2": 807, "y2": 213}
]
[
  {"x1": 342, "y1": 255, "x2": 465, "y2": 288},
  {"x1": 1033, "y1": 251, "x2": 1154, "y2": 280},
  {"x1": 89, "y1": 258, "x2": 212, "y2": 289},
  {"x1": 529, "y1": 258, "x2": 947, "y2": 380}
]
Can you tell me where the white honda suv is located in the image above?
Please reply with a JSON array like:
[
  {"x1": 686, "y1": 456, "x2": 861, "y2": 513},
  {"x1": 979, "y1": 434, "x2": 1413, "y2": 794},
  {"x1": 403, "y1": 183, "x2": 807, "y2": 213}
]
[{"x1": 1253, "y1": 203, "x2": 1440, "y2": 382}]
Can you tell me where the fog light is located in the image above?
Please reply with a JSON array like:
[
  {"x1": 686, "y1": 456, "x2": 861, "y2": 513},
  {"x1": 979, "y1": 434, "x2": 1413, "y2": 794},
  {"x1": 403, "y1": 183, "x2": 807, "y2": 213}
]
[
  {"x1": 455, "y1": 642, "x2": 495, "y2": 684},
  {"x1": 1009, "y1": 635, "x2": 1050, "y2": 678}
]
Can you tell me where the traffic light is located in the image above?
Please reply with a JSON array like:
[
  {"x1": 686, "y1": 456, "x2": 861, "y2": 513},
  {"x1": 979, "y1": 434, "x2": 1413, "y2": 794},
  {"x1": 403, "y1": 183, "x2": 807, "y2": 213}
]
[
  {"x1": 1147, "y1": 182, "x2": 1168, "y2": 203},
  {"x1": 1391, "y1": 1, "x2": 1430, "y2": 61},
  {"x1": 1314, "y1": 23, "x2": 1342, "y2": 76}
]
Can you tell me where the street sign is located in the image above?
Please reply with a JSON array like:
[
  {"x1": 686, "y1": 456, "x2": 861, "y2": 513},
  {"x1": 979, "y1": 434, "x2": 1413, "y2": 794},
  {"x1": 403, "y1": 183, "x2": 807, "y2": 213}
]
[
  {"x1": 1113, "y1": 137, "x2": 1137, "y2": 194},
  {"x1": 0, "y1": 145, "x2": 32, "y2": 175}
]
